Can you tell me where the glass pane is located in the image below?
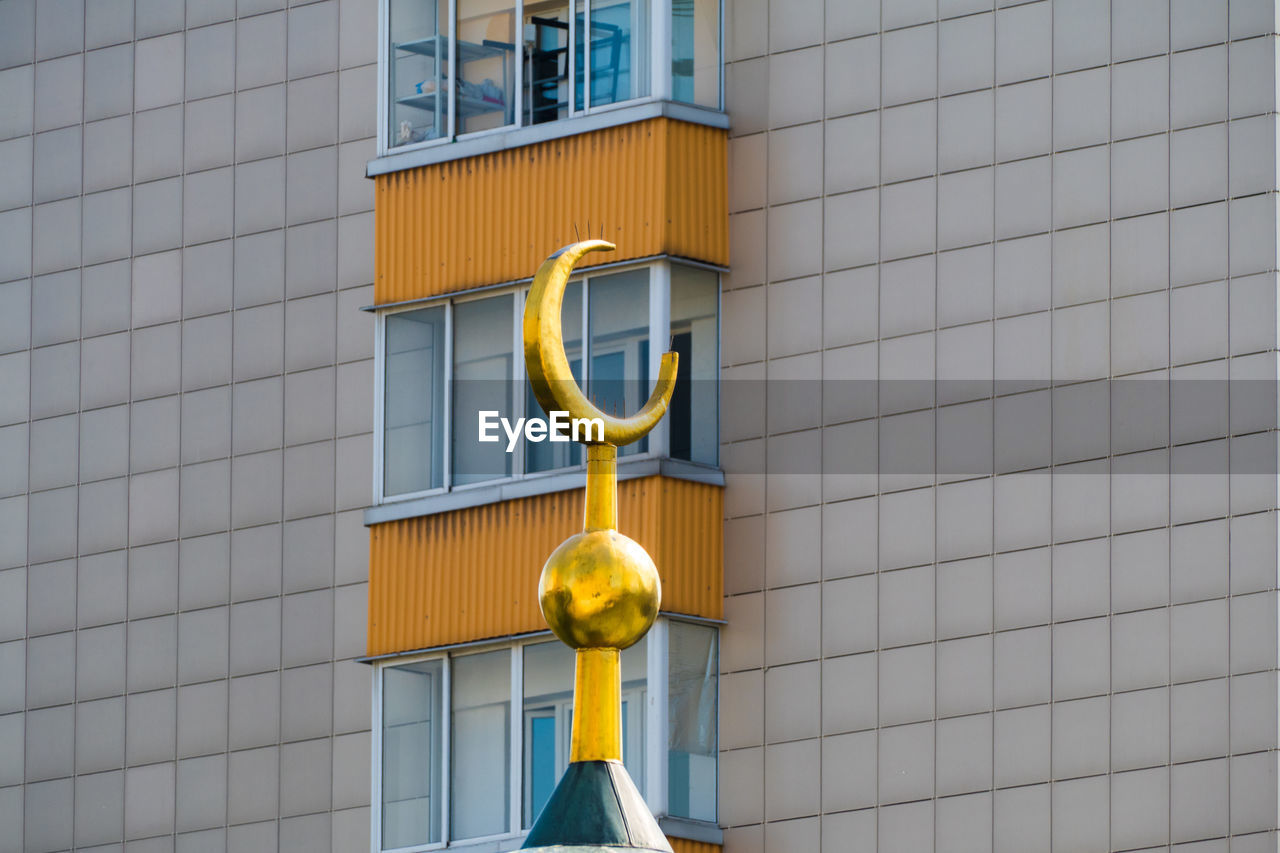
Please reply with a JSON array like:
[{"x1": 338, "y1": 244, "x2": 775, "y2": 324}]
[
  {"x1": 588, "y1": 0, "x2": 647, "y2": 106},
  {"x1": 382, "y1": 659, "x2": 444, "y2": 848},
  {"x1": 384, "y1": 306, "x2": 446, "y2": 496},
  {"x1": 588, "y1": 269, "x2": 649, "y2": 456},
  {"x1": 521, "y1": 638, "x2": 647, "y2": 827},
  {"x1": 619, "y1": 635, "x2": 646, "y2": 790},
  {"x1": 451, "y1": 649, "x2": 511, "y2": 839},
  {"x1": 457, "y1": 0, "x2": 517, "y2": 134},
  {"x1": 522, "y1": 640, "x2": 575, "y2": 827},
  {"x1": 523, "y1": 1, "x2": 571, "y2": 124},
  {"x1": 671, "y1": 0, "x2": 720, "y2": 109},
  {"x1": 669, "y1": 265, "x2": 718, "y2": 466},
  {"x1": 389, "y1": 0, "x2": 449, "y2": 147},
  {"x1": 668, "y1": 621, "x2": 717, "y2": 822},
  {"x1": 452, "y1": 294, "x2": 514, "y2": 485},
  {"x1": 527, "y1": 281, "x2": 583, "y2": 473}
]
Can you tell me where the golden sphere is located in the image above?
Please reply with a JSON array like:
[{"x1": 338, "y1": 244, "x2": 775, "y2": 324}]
[{"x1": 538, "y1": 529, "x2": 661, "y2": 650}]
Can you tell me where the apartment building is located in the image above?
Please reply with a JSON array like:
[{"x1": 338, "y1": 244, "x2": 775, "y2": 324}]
[{"x1": 0, "y1": 0, "x2": 1278, "y2": 852}]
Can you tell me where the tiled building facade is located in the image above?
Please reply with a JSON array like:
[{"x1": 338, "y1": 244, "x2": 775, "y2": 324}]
[
  {"x1": 0, "y1": 0, "x2": 1278, "y2": 852},
  {"x1": 0, "y1": 0, "x2": 377, "y2": 849}
]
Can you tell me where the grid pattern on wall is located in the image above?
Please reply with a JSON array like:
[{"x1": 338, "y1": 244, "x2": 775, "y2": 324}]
[
  {"x1": 0, "y1": 0, "x2": 377, "y2": 850},
  {"x1": 719, "y1": 0, "x2": 1279, "y2": 850}
]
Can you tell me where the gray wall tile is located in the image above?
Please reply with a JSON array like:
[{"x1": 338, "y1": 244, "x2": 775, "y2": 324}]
[
  {"x1": 176, "y1": 679, "x2": 228, "y2": 758},
  {"x1": 178, "y1": 460, "x2": 231, "y2": 537},
  {"x1": 34, "y1": 55, "x2": 83, "y2": 131},
  {"x1": 186, "y1": 23, "x2": 235, "y2": 101},
  {"x1": 85, "y1": 44, "x2": 135, "y2": 122},
  {"x1": 229, "y1": 670, "x2": 278, "y2": 749},
  {"x1": 134, "y1": 33, "x2": 185, "y2": 111},
  {"x1": 74, "y1": 769, "x2": 125, "y2": 847},
  {"x1": 185, "y1": 95, "x2": 236, "y2": 174},
  {"x1": 177, "y1": 605, "x2": 229, "y2": 683},
  {"x1": 134, "y1": 106, "x2": 184, "y2": 184},
  {"x1": 181, "y1": 313, "x2": 232, "y2": 391},
  {"x1": 0, "y1": 0, "x2": 36, "y2": 68},
  {"x1": 183, "y1": 167, "x2": 234, "y2": 245},
  {"x1": 25, "y1": 777, "x2": 73, "y2": 852},
  {"x1": 26, "y1": 630, "x2": 75, "y2": 707},
  {"x1": 82, "y1": 260, "x2": 132, "y2": 337},
  {"x1": 236, "y1": 12, "x2": 286, "y2": 90},
  {"x1": 76, "y1": 696, "x2": 125, "y2": 774},
  {"x1": 178, "y1": 533, "x2": 229, "y2": 611},
  {"x1": 0, "y1": 66, "x2": 35, "y2": 140},
  {"x1": 128, "y1": 541, "x2": 178, "y2": 619},
  {"x1": 86, "y1": 0, "x2": 134, "y2": 48},
  {"x1": 132, "y1": 177, "x2": 184, "y2": 255},
  {"x1": 235, "y1": 83, "x2": 286, "y2": 163},
  {"x1": 182, "y1": 240, "x2": 233, "y2": 318},
  {"x1": 33, "y1": 126, "x2": 82, "y2": 203},
  {"x1": 229, "y1": 522, "x2": 281, "y2": 601},
  {"x1": 77, "y1": 551, "x2": 127, "y2": 628},
  {"x1": 78, "y1": 476, "x2": 129, "y2": 555},
  {"x1": 77, "y1": 622, "x2": 126, "y2": 700},
  {"x1": 124, "y1": 761, "x2": 176, "y2": 840}
]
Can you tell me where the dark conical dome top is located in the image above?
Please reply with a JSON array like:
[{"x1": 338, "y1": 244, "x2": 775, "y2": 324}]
[{"x1": 521, "y1": 760, "x2": 672, "y2": 852}]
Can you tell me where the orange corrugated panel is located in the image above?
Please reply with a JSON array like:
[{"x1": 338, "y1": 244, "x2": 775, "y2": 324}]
[
  {"x1": 372, "y1": 117, "x2": 728, "y2": 305},
  {"x1": 668, "y1": 838, "x2": 721, "y2": 853},
  {"x1": 367, "y1": 476, "x2": 723, "y2": 656}
]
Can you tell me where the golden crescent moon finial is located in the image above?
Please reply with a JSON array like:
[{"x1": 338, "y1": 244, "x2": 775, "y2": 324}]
[{"x1": 523, "y1": 240, "x2": 679, "y2": 446}]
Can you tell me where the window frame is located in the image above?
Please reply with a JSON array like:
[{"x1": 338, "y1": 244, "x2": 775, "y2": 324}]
[
  {"x1": 372, "y1": 258, "x2": 720, "y2": 507},
  {"x1": 376, "y1": 0, "x2": 724, "y2": 157},
  {"x1": 369, "y1": 617, "x2": 720, "y2": 853}
]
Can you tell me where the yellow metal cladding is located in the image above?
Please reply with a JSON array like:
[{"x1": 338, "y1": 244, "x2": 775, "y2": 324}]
[
  {"x1": 668, "y1": 839, "x2": 721, "y2": 853},
  {"x1": 372, "y1": 117, "x2": 729, "y2": 305},
  {"x1": 367, "y1": 476, "x2": 723, "y2": 656}
]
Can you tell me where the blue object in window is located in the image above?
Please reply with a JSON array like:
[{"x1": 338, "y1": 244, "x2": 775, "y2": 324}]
[{"x1": 528, "y1": 715, "x2": 557, "y2": 822}]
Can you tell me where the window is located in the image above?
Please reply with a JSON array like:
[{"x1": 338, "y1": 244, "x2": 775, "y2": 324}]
[
  {"x1": 375, "y1": 261, "x2": 719, "y2": 504},
  {"x1": 381, "y1": 0, "x2": 723, "y2": 153},
  {"x1": 373, "y1": 619, "x2": 719, "y2": 851}
]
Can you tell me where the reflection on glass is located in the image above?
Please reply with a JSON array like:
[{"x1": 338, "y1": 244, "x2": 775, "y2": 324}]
[
  {"x1": 523, "y1": 1, "x2": 571, "y2": 124},
  {"x1": 451, "y1": 649, "x2": 511, "y2": 839},
  {"x1": 522, "y1": 640, "x2": 575, "y2": 827},
  {"x1": 527, "y1": 281, "x2": 584, "y2": 473},
  {"x1": 668, "y1": 621, "x2": 717, "y2": 822},
  {"x1": 669, "y1": 266, "x2": 718, "y2": 466},
  {"x1": 385, "y1": 306, "x2": 446, "y2": 496},
  {"x1": 588, "y1": 269, "x2": 649, "y2": 456},
  {"x1": 382, "y1": 659, "x2": 444, "y2": 848},
  {"x1": 457, "y1": 0, "x2": 517, "y2": 134},
  {"x1": 671, "y1": 0, "x2": 720, "y2": 109},
  {"x1": 587, "y1": 0, "x2": 646, "y2": 106},
  {"x1": 389, "y1": 0, "x2": 449, "y2": 146},
  {"x1": 452, "y1": 294, "x2": 514, "y2": 485},
  {"x1": 522, "y1": 638, "x2": 647, "y2": 828}
]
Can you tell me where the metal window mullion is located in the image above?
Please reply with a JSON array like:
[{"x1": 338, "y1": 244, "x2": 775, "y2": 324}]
[
  {"x1": 514, "y1": 0, "x2": 524, "y2": 128},
  {"x1": 567, "y1": 1, "x2": 576, "y2": 117},
  {"x1": 650, "y1": 0, "x2": 671, "y2": 101},
  {"x1": 510, "y1": 643, "x2": 524, "y2": 834},
  {"x1": 372, "y1": 664, "x2": 384, "y2": 851},
  {"x1": 447, "y1": 0, "x2": 457, "y2": 139},
  {"x1": 512, "y1": 290, "x2": 526, "y2": 485},
  {"x1": 379, "y1": 0, "x2": 390, "y2": 155},
  {"x1": 441, "y1": 657, "x2": 453, "y2": 844},
  {"x1": 443, "y1": 301, "x2": 454, "y2": 489},
  {"x1": 587, "y1": 0, "x2": 593, "y2": 108},
  {"x1": 582, "y1": 274, "x2": 591, "y2": 394},
  {"x1": 644, "y1": 616, "x2": 668, "y2": 817},
  {"x1": 373, "y1": 312, "x2": 387, "y2": 504},
  {"x1": 647, "y1": 261, "x2": 671, "y2": 458}
]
